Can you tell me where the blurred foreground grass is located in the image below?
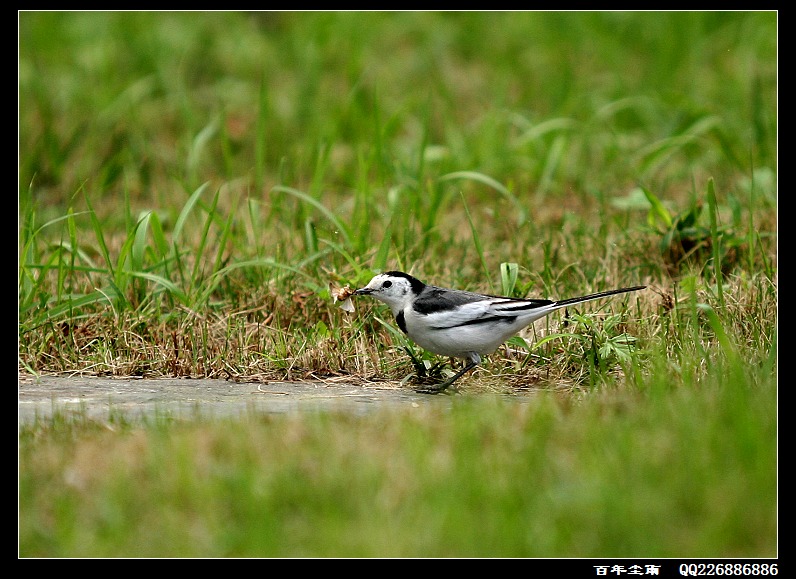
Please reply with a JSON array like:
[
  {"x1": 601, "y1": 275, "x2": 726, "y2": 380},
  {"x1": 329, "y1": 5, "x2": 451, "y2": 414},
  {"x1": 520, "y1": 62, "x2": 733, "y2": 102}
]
[{"x1": 19, "y1": 375, "x2": 775, "y2": 557}]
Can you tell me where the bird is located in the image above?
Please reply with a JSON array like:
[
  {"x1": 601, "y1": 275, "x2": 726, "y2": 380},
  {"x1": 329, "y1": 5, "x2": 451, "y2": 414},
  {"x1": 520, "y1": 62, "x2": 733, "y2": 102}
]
[{"x1": 354, "y1": 271, "x2": 645, "y2": 393}]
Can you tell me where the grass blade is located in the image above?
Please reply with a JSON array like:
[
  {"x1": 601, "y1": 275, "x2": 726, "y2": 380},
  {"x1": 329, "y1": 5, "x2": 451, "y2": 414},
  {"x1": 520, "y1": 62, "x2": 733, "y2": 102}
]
[
  {"x1": 173, "y1": 182, "x2": 212, "y2": 244},
  {"x1": 461, "y1": 191, "x2": 492, "y2": 292},
  {"x1": 271, "y1": 185, "x2": 352, "y2": 247},
  {"x1": 706, "y1": 178, "x2": 724, "y2": 307},
  {"x1": 440, "y1": 170, "x2": 527, "y2": 227}
]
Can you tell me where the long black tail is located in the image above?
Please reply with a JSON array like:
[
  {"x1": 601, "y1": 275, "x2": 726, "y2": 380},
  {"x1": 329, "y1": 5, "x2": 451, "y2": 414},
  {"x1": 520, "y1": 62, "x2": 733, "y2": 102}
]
[{"x1": 553, "y1": 286, "x2": 646, "y2": 308}]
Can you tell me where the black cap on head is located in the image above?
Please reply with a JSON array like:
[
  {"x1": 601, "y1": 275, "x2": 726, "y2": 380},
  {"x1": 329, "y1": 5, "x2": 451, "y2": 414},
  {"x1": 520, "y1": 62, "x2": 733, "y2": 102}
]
[{"x1": 383, "y1": 271, "x2": 426, "y2": 295}]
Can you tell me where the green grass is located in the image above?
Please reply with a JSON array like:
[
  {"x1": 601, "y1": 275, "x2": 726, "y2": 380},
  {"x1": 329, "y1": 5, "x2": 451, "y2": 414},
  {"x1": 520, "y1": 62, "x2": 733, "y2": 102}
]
[
  {"x1": 18, "y1": 376, "x2": 776, "y2": 558},
  {"x1": 18, "y1": 11, "x2": 777, "y2": 557}
]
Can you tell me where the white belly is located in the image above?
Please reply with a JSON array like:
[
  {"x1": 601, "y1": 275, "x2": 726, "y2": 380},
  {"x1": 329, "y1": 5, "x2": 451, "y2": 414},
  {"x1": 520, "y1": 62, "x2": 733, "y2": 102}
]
[{"x1": 404, "y1": 313, "x2": 527, "y2": 359}]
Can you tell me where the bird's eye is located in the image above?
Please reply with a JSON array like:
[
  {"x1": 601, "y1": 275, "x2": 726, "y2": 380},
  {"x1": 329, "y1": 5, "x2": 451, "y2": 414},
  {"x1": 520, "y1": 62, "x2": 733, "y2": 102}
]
[{"x1": 382, "y1": 280, "x2": 392, "y2": 288}]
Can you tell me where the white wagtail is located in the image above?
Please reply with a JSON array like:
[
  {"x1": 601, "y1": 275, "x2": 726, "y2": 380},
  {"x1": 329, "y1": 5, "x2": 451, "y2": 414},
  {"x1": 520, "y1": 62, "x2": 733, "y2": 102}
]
[{"x1": 354, "y1": 271, "x2": 645, "y2": 392}]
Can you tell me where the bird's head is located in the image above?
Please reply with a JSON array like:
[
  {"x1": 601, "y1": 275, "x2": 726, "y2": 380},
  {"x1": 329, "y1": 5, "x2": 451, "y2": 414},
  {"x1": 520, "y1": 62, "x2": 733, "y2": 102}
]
[{"x1": 354, "y1": 271, "x2": 426, "y2": 310}]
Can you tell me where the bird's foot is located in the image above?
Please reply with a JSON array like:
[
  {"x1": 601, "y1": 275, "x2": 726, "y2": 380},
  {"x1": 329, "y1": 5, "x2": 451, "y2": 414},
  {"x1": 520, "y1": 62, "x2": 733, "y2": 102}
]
[{"x1": 414, "y1": 379, "x2": 458, "y2": 395}]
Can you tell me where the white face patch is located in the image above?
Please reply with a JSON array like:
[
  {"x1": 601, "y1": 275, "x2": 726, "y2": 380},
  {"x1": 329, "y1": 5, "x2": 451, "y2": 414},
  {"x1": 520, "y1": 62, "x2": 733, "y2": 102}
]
[
  {"x1": 372, "y1": 275, "x2": 410, "y2": 300},
  {"x1": 356, "y1": 274, "x2": 418, "y2": 314}
]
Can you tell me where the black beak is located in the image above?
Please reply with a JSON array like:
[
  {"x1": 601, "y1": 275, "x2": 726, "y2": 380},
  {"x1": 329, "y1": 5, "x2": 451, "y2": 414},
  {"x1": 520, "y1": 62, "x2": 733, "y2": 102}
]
[{"x1": 353, "y1": 288, "x2": 372, "y2": 296}]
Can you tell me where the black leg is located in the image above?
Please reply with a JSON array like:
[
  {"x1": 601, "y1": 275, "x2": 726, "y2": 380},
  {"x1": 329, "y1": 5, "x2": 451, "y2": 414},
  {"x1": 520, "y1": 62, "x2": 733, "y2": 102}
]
[{"x1": 415, "y1": 360, "x2": 479, "y2": 394}]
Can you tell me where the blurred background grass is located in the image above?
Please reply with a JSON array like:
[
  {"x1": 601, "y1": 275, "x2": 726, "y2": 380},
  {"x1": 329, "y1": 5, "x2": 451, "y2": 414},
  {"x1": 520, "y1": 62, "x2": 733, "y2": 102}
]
[{"x1": 20, "y1": 11, "x2": 776, "y2": 231}]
